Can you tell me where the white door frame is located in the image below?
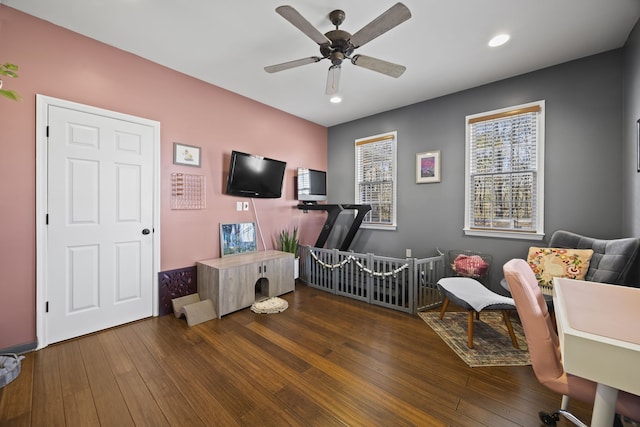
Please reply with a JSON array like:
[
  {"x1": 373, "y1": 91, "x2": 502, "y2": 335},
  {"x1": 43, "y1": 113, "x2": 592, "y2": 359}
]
[{"x1": 35, "y1": 94, "x2": 161, "y2": 349}]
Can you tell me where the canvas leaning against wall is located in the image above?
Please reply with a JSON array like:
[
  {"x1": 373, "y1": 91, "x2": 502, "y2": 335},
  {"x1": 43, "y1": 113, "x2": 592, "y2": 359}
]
[{"x1": 220, "y1": 222, "x2": 258, "y2": 256}]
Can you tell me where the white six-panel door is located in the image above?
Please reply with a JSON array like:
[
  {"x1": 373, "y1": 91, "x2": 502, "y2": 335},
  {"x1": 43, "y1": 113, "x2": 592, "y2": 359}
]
[{"x1": 37, "y1": 96, "x2": 160, "y2": 346}]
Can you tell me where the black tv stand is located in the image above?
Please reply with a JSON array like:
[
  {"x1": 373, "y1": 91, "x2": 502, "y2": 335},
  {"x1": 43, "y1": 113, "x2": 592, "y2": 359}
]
[{"x1": 297, "y1": 204, "x2": 372, "y2": 251}]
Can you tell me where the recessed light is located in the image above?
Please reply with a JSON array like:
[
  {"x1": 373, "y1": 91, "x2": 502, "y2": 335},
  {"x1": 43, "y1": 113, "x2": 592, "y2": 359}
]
[
  {"x1": 488, "y1": 34, "x2": 510, "y2": 47},
  {"x1": 329, "y1": 95, "x2": 342, "y2": 103}
]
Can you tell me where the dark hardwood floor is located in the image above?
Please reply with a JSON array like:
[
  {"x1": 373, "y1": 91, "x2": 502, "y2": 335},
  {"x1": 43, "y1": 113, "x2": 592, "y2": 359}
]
[{"x1": 0, "y1": 282, "x2": 592, "y2": 426}]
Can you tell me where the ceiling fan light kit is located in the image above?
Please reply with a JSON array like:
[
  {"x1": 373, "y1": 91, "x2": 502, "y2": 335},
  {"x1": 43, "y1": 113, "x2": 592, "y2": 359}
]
[
  {"x1": 265, "y1": 3, "x2": 412, "y2": 101},
  {"x1": 326, "y1": 64, "x2": 342, "y2": 103}
]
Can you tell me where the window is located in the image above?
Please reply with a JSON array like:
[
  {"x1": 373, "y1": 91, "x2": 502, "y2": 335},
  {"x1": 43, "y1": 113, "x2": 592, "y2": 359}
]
[
  {"x1": 464, "y1": 101, "x2": 545, "y2": 240},
  {"x1": 355, "y1": 131, "x2": 397, "y2": 230}
]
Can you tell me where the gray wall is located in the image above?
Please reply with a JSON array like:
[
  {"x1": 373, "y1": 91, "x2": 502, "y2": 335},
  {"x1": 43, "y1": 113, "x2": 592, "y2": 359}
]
[
  {"x1": 327, "y1": 49, "x2": 629, "y2": 292},
  {"x1": 623, "y1": 19, "x2": 640, "y2": 284}
]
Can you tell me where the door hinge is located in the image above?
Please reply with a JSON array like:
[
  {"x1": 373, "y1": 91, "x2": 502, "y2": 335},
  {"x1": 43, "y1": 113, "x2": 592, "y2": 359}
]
[
  {"x1": 45, "y1": 301, "x2": 49, "y2": 313},
  {"x1": 45, "y1": 214, "x2": 49, "y2": 225},
  {"x1": 46, "y1": 126, "x2": 49, "y2": 138}
]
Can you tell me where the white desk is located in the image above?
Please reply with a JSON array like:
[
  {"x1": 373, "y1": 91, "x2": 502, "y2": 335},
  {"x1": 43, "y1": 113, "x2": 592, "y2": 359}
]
[{"x1": 553, "y1": 278, "x2": 640, "y2": 427}]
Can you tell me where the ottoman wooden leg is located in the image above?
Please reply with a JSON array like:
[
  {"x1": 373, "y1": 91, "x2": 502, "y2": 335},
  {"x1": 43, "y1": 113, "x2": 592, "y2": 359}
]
[
  {"x1": 467, "y1": 311, "x2": 474, "y2": 348},
  {"x1": 439, "y1": 297, "x2": 451, "y2": 319},
  {"x1": 501, "y1": 310, "x2": 519, "y2": 349}
]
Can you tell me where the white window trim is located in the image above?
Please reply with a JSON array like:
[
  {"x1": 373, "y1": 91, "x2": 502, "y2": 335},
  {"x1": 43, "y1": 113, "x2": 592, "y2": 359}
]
[
  {"x1": 464, "y1": 101, "x2": 545, "y2": 241},
  {"x1": 355, "y1": 131, "x2": 397, "y2": 230}
]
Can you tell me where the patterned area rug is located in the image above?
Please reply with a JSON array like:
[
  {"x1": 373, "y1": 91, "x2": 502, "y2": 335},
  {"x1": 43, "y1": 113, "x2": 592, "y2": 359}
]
[{"x1": 418, "y1": 311, "x2": 531, "y2": 367}]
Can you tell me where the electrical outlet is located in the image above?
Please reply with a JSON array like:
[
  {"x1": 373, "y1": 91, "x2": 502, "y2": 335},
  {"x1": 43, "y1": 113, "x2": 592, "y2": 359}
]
[
  {"x1": 405, "y1": 248, "x2": 412, "y2": 258},
  {"x1": 236, "y1": 201, "x2": 242, "y2": 211},
  {"x1": 243, "y1": 201, "x2": 249, "y2": 211}
]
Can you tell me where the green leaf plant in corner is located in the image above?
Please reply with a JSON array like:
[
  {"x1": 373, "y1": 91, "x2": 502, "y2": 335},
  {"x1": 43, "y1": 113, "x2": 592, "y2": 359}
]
[
  {"x1": 0, "y1": 62, "x2": 21, "y2": 101},
  {"x1": 279, "y1": 226, "x2": 299, "y2": 257}
]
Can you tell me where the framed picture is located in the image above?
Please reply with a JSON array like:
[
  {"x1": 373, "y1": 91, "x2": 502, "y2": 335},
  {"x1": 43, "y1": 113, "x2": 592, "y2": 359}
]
[
  {"x1": 416, "y1": 150, "x2": 441, "y2": 183},
  {"x1": 173, "y1": 142, "x2": 201, "y2": 167},
  {"x1": 220, "y1": 222, "x2": 258, "y2": 256}
]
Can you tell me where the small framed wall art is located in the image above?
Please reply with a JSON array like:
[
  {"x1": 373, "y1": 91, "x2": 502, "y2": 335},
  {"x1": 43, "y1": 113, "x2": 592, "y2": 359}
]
[
  {"x1": 173, "y1": 142, "x2": 201, "y2": 167},
  {"x1": 416, "y1": 150, "x2": 441, "y2": 183}
]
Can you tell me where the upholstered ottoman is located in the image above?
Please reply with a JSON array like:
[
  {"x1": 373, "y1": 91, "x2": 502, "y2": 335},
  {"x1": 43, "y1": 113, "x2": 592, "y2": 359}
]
[{"x1": 437, "y1": 277, "x2": 519, "y2": 349}]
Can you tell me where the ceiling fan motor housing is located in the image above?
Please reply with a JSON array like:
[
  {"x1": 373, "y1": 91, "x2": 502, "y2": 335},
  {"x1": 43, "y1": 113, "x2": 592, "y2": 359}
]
[{"x1": 321, "y1": 29, "x2": 354, "y2": 65}]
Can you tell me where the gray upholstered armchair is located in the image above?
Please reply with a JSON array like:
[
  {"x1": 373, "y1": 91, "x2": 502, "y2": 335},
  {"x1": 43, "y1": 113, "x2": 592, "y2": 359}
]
[
  {"x1": 548, "y1": 230, "x2": 640, "y2": 286},
  {"x1": 500, "y1": 230, "x2": 640, "y2": 294}
]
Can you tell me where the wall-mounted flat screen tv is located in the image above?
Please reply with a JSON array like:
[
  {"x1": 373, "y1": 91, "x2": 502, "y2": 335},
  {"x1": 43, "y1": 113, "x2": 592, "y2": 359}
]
[
  {"x1": 226, "y1": 151, "x2": 286, "y2": 198},
  {"x1": 297, "y1": 167, "x2": 327, "y2": 202}
]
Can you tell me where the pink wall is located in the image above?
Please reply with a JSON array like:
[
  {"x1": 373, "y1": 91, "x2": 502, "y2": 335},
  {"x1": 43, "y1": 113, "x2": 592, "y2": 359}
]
[{"x1": 0, "y1": 6, "x2": 328, "y2": 350}]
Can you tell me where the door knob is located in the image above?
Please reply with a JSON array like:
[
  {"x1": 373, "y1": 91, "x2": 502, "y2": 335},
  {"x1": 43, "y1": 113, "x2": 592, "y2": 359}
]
[{"x1": 142, "y1": 228, "x2": 150, "y2": 235}]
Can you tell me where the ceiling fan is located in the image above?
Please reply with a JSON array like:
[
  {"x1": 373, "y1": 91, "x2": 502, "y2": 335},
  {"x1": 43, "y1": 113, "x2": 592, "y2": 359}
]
[{"x1": 264, "y1": 3, "x2": 412, "y2": 99}]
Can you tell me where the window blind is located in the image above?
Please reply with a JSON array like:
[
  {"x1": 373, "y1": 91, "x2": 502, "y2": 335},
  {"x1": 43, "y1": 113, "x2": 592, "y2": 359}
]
[
  {"x1": 355, "y1": 132, "x2": 397, "y2": 228},
  {"x1": 467, "y1": 104, "x2": 542, "y2": 234}
]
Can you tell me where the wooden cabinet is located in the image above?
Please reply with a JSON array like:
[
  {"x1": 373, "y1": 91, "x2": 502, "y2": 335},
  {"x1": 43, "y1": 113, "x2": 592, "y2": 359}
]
[
  {"x1": 260, "y1": 255, "x2": 294, "y2": 296},
  {"x1": 197, "y1": 250, "x2": 294, "y2": 318}
]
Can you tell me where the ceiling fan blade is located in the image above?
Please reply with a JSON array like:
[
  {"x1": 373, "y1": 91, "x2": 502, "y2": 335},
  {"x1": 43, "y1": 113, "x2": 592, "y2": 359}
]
[
  {"x1": 325, "y1": 65, "x2": 341, "y2": 95},
  {"x1": 351, "y1": 54, "x2": 406, "y2": 78},
  {"x1": 349, "y1": 2, "x2": 412, "y2": 49},
  {"x1": 276, "y1": 5, "x2": 331, "y2": 47},
  {"x1": 265, "y1": 56, "x2": 323, "y2": 73}
]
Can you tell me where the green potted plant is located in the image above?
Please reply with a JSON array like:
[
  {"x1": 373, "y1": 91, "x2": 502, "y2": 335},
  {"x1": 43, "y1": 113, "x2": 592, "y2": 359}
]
[
  {"x1": 0, "y1": 63, "x2": 20, "y2": 101},
  {"x1": 279, "y1": 227, "x2": 299, "y2": 278}
]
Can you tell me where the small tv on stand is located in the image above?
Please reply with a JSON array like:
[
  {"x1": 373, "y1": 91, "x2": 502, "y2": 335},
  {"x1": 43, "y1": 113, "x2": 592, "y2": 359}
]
[{"x1": 297, "y1": 168, "x2": 327, "y2": 204}]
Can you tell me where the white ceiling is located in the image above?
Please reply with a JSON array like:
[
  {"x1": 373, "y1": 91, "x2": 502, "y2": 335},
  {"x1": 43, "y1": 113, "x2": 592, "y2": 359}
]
[{"x1": 6, "y1": 0, "x2": 640, "y2": 127}]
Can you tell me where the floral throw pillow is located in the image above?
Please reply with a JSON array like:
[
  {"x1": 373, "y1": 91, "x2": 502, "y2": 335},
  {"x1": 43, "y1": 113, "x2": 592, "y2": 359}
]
[{"x1": 527, "y1": 247, "x2": 594, "y2": 289}]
